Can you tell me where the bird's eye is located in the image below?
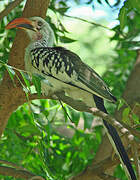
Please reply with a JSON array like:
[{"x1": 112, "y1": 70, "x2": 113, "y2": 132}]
[{"x1": 38, "y1": 21, "x2": 43, "y2": 26}]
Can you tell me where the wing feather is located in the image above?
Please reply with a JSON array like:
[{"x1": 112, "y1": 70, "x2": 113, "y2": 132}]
[
  {"x1": 52, "y1": 47, "x2": 117, "y2": 102},
  {"x1": 30, "y1": 46, "x2": 117, "y2": 102}
]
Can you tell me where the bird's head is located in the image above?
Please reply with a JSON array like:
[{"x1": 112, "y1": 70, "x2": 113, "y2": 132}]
[{"x1": 6, "y1": 16, "x2": 55, "y2": 46}]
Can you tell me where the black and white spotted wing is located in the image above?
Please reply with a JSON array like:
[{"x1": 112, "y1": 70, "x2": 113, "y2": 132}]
[{"x1": 30, "y1": 46, "x2": 116, "y2": 102}]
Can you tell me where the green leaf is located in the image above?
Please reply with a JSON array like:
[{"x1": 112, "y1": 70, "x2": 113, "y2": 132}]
[
  {"x1": 122, "y1": 107, "x2": 130, "y2": 122},
  {"x1": 83, "y1": 112, "x2": 93, "y2": 129},
  {"x1": 105, "y1": 0, "x2": 111, "y2": 6},
  {"x1": 128, "y1": 0, "x2": 140, "y2": 11},
  {"x1": 20, "y1": 124, "x2": 40, "y2": 135},
  {"x1": 132, "y1": 113, "x2": 139, "y2": 124},
  {"x1": 69, "y1": 108, "x2": 80, "y2": 126},
  {"x1": 59, "y1": 21, "x2": 69, "y2": 33},
  {"x1": 60, "y1": 36, "x2": 76, "y2": 43},
  {"x1": 20, "y1": 71, "x2": 31, "y2": 90},
  {"x1": 86, "y1": 0, "x2": 93, "y2": 4},
  {"x1": 32, "y1": 74, "x2": 42, "y2": 97},
  {"x1": 56, "y1": 7, "x2": 69, "y2": 14},
  {"x1": 94, "y1": 126, "x2": 103, "y2": 143},
  {"x1": 97, "y1": 0, "x2": 102, "y2": 4},
  {"x1": 118, "y1": 6, "x2": 127, "y2": 30},
  {"x1": 46, "y1": 120, "x2": 52, "y2": 142},
  {"x1": 114, "y1": 164, "x2": 126, "y2": 179},
  {"x1": 6, "y1": 65, "x2": 16, "y2": 86},
  {"x1": 117, "y1": 99, "x2": 125, "y2": 110}
]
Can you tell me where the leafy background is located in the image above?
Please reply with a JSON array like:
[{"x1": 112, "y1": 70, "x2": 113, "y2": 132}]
[{"x1": 0, "y1": 0, "x2": 140, "y2": 179}]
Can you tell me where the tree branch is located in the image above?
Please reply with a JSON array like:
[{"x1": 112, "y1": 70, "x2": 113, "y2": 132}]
[
  {"x1": 0, "y1": 159, "x2": 45, "y2": 179},
  {"x1": 0, "y1": 165, "x2": 45, "y2": 179},
  {"x1": 98, "y1": 173, "x2": 121, "y2": 180},
  {"x1": 0, "y1": 0, "x2": 50, "y2": 137},
  {"x1": 0, "y1": 0, "x2": 24, "y2": 20},
  {"x1": 28, "y1": 92, "x2": 140, "y2": 140},
  {"x1": 0, "y1": 159, "x2": 26, "y2": 170}
]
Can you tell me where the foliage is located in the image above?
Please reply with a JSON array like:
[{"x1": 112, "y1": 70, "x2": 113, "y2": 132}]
[
  {"x1": 0, "y1": 99, "x2": 102, "y2": 179},
  {"x1": 0, "y1": 0, "x2": 140, "y2": 180}
]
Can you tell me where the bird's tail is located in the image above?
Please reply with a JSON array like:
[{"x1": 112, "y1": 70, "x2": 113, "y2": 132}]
[{"x1": 93, "y1": 95, "x2": 136, "y2": 180}]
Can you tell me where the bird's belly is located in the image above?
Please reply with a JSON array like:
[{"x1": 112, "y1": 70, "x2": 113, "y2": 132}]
[{"x1": 44, "y1": 76, "x2": 95, "y2": 107}]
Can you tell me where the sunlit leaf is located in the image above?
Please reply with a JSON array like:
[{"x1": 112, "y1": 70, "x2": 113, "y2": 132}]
[
  {"x1": 59, "y1": 36, "x2": 76, "y2": 43},
  {"x1": 56, "y1": 7, "x2": 69, "y2": 14},
  {"x1": 118, "y1": 6, "x2": 127, "y2": 30},
  {"x1": 20, "y1": 71, "x2": 31, "y2": 90},
  {"x1": 117, "y1": 99, "x2": 125, "y2": 110},
  {"x1": 132, "y1": 113, "x2": 139, "y2": 124},
  {"x1": 6, "y1": 65, "x2": 16, "y2": 86},
  {"x1": 69, "y1": 108, "x2": 80, "y2": 126},
  {"x1": 83, "y1": 112, "x2": 93, "y2": 129},
  {"x1": 32, "y1": 74, "x2": 43, "y2": 97},
  {"x1": 122, "y1": 107, "x2": 130, "y2": 122}
]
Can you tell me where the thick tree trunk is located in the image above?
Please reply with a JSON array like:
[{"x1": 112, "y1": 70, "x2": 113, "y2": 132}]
[{"x1": 0, "y1": 0, "x2": 50, "y2": 137}]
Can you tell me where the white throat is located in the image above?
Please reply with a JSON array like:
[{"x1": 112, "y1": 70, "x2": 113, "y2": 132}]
[{"x1": 26, "y1": 23, "x2": 55, "y2": 50}]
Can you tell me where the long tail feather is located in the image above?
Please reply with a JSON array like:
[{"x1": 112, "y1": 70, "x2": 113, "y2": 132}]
[{"x1": 93, "y1": 94, "x2": 136, "y2": 180}]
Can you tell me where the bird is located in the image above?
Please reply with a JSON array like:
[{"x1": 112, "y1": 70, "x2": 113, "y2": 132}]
[{"x1": 6, "y1": 16, "x2": 136, "y2": 180}]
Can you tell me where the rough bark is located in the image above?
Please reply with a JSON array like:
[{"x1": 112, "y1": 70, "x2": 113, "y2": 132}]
[{"x1": 0, "y1": 0, "x2": 50, "y2": 137}]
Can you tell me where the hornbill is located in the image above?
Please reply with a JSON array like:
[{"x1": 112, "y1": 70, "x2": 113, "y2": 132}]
[{"x1": 6, "y1": 17, "x2": 136, "y2": 180}]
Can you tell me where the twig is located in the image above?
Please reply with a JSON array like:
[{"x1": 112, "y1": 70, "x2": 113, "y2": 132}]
[
  {"x1": 89, "y1": 108, "x2": 135, "y2": 141},
  {"x1": 58, "y1": 99, "x2": 73, "y2": 123},
  {"x1": 92, "y1": 108, "x2": 140, "y2": 139},
  {"x1": 0, "y1": 159, "x2": 26, "y2": 170},
  {"x1": 29, "y1": 176, "x2": 45, "y2": 180},
  {"x1": 28, "y1": 92, "x2": 140, "y2": 140},
  {"x1": 99, "y1": 173, "x2": 121, "y2": 180},
  {"x1": 53, "y1": 92, "x2": 140, "y2": 139},
  {"x1": 64, "y1": 14, "x2": 111, "y2": 30},
  {"x1": 0, "y1": 162, "x2": 45, "y2": 179},
  {"x1": 0, "y1": 0, "x2": 24, "y2": 20},
  {"x1": 0, "y1": 159, "x2": 45, "y2": 179},
  {"x1": 0, "y1": 165, "x2": 35, "y2": 179}
]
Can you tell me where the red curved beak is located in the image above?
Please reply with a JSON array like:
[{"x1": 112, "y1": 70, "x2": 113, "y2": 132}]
[{"x1": 6, "y1": 17, "x2": 36, "y2": 31}]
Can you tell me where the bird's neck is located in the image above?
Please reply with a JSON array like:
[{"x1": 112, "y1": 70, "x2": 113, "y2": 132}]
[
  {"x1": 31, "y1": 37, "x2": 54, "y2": 48},
  {"x1": 33, "y1": 39, "x2": 50, "y2": 48},
  {"x1": 27, "y1": 31, "x2": 55, "y2": 51}
]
